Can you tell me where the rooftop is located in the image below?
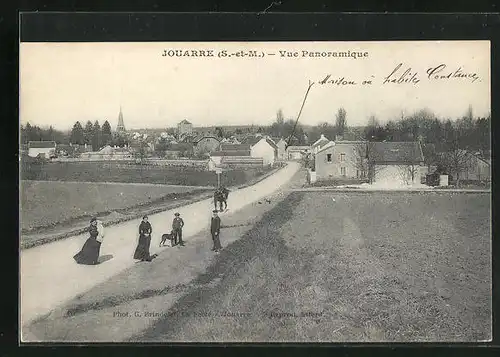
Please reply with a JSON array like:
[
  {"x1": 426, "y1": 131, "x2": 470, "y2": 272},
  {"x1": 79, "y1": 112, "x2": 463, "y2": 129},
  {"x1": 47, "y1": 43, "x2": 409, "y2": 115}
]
[{"x1": 28, "y1": 141, "x2": 56, "y2": 148}]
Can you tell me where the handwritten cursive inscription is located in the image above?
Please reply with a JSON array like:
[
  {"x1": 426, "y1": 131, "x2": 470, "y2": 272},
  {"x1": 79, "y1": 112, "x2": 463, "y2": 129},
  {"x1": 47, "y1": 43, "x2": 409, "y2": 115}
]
[
  {"x1": 317, "y1": 74, "x2": 357, "y2": 86},
  {"x1": 426, "y1": 64, "x2": 480, "y2": 83},
  {"x1": 383, "y1": 63, "x2": 420, "y2": 85}
]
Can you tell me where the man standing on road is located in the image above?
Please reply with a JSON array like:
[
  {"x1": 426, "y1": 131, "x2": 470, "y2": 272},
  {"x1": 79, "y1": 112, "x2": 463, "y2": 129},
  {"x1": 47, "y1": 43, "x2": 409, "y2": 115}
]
[
  {"x1": 211, "y1": 210, "x2": 222, "y2": 252},
  {"x1": 172, "y1": 212, "x2": 185, "y2": 246}
]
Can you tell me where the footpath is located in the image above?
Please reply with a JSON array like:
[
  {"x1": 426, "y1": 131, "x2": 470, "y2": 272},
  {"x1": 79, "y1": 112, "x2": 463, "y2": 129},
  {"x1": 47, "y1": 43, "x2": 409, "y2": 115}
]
[
  {"x1": 23, "y1": 168, "x2": 307, "y2": 342},
  {"x1": 21, "y1": 165, "x2": 284, "y2": 249}
]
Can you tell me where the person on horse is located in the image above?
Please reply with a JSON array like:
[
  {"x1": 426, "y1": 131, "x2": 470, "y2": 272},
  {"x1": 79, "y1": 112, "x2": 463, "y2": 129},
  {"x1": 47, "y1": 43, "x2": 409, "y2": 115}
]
[{"x1": 214, "y1": 185, "x2": 229, "y2": 212}]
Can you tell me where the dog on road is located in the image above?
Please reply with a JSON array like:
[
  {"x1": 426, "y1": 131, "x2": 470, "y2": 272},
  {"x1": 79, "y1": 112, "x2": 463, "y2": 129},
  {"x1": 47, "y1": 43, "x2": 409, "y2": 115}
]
[{"x1": 160, "y1": 231, "x2": 175, "y2": 247}]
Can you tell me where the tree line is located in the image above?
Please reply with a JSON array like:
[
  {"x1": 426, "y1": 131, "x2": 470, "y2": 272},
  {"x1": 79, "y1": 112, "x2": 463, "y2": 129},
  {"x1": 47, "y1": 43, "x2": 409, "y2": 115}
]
[
  {"x1": 21, "y1": 120, "x2": 129, "y2": 151},
  {"x1": 363, "y1": 106, "x2": 490, "y2": 154},
  {"x1": 20, "y1": 123, "x2": 69, "y2": 145},
  {"x1": 268, "y1": 105, "x2": 489, "y2": 155}
]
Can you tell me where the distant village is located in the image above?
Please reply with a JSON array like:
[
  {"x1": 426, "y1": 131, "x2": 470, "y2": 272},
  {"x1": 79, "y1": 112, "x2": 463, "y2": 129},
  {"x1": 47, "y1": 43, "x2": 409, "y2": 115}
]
[
  {"x1": 21, "y1": 106, "x2": 491, "y2": 187},
  {"x1": 22, "y1": 107, "x2": 311, "y2": 168}
]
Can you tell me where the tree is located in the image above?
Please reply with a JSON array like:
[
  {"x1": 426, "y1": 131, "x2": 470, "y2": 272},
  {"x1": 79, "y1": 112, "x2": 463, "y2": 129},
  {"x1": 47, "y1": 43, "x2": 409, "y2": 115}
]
[
  {"x1": 396, "y1": 143, "x2": 422, "y2": 185},
  {"x1": 476, "y1": 115, "x2": 491, "y2": 153},
  {"x1": 422, "y1": 143, "x2": 437, "y2": 171},
  {"x1": 154, "y1": 138, "x2": 169, "y2": 157},
  {"x1": 351, "y1": 141, "x2": 382, "y2": 184},
  {"x1": 215, "y1": 127, "x2": 224, "y2": 139},
  {"x1": 364, "y1": 115, "x2": 384, "y2": 141},
  {"x1": 442, "y1": 119, "x2": 455, "y2": 151},
  {"x1": 45, "y1": 126, "x2": 55, "y2": 142},
  {"x1": 91, "y1": 121, "x2": 101, "y2": 151},
  {"x1": 83, "y1": 121, "x2": 94, "y2": 145},
  {"x1": 276, "y1": 109, "x2": 285, "y2": 125},
  {"x1": 335, "y1": 107, "x2": 347, "y2": 137},
  {"x1": 101, "y1": 120, "x2": 113, "y2": 146},
  {"x1": 70, "y1": 121, "x2": 84, "y2": 145},
  {"x1": 21, "y1": 123, "x2": 30, "y2": 144},
  {"x1": 438, "y1": 148, "x2": 473, "y2": 187}
]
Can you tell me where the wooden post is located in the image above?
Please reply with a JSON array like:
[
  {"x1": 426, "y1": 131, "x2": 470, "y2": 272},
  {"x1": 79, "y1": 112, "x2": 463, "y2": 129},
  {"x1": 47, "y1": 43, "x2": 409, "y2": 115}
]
[{"x1": 217, "y1": 172, "x2": 220, "y2": 188}]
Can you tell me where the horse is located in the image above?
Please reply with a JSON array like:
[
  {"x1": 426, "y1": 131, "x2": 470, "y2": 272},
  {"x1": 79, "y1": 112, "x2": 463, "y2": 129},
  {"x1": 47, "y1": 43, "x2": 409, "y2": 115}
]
[{"x1": 214, "y1": 187, "x2": 229, "y2": 212}]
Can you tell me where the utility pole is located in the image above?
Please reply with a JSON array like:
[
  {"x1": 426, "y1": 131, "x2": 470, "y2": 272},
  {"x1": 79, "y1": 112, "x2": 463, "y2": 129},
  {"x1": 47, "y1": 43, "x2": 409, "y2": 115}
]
[{"x1": 215, "y1": 167, "x2": 222, "y2": 188}]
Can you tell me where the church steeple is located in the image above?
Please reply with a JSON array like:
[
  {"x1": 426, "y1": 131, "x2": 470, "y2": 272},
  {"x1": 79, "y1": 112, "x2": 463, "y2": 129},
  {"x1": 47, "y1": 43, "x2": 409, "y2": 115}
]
[{"x1": 117, "y1": 106, "x2": 126, "y2": 132}]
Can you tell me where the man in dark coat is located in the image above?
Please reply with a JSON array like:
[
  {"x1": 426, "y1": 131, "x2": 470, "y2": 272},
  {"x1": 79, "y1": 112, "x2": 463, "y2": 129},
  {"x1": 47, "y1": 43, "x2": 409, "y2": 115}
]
[
  {"x1": 211, "y1": 210, "x2": 222, "y2": 252},
  {"x1": 172, "y1": 212, "x2": 185, "y2": 246}
]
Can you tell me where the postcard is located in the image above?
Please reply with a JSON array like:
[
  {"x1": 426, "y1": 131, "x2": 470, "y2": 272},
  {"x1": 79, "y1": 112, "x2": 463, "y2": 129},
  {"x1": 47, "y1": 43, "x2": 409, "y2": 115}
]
[{"x1": 20, "y1": 40, "x2": 491, "y2": 342}]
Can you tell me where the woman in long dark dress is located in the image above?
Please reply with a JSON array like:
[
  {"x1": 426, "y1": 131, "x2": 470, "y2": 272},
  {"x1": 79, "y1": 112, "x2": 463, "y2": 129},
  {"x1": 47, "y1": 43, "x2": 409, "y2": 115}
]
[
  {"x1": 73, "y1": 217, "x2": 101, "y2": 265},
  {"x1": 133, "y1": 215, "x2": 155, "y2": 262}
]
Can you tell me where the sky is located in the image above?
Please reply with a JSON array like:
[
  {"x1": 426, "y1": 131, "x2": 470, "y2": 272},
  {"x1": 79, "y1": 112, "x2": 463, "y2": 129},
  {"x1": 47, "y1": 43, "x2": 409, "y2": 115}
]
[{"x1": 20, "y1": 41, "x2": 490, "y2": 131}]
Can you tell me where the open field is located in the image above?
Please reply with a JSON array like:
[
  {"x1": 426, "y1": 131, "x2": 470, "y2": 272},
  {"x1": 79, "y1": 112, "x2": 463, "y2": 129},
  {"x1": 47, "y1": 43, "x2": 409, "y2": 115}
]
[
  {"x1": 21, "y1": 161, "x2": 272, "y2": 187},
  {"x1": 135, "y1": 191, "x2": 490, "y2": 342},
  {"x1": 25, "y1": 186, "x2": 492, "y2": 342},
  {"x1": 20, "y1": 181, "x2": 210, "y2": 232}
]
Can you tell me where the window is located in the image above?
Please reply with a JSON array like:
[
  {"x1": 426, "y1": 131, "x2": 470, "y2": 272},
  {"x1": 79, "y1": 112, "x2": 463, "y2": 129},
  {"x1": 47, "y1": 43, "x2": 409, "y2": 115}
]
[
  {"x1": 340, "y1": 153, "x2": 346, "y2": 162},
  {"x1": 356, "y1": 170, "x2": 359, "y2": 178},
  {"x1": 327, "y1": 153, "x2": 332, "y2": 162},
  {"x1": 341, "y1": 167, "x2": 346, "y2": 176}
]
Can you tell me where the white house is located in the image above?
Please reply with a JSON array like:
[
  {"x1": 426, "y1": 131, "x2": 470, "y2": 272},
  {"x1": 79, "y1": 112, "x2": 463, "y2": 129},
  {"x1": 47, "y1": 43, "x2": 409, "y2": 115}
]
[
  {"x1": 271, "y1": 138, "x2": 287, "y2": 160},
  {"x1": 314, "y1": 140, "x2": 425, "y2": 185},
  {"x1": 286, "y1": 145, "x2": 310, "y2": 161},
  {"x1": 28, "y1": 141, "x2": 56, "y2": 158},
  {"x1": 311, "y1": 134, "x2": 331, "y2": 155},
  {"x1": 212, "y1": 137, "x2": 277, "y2": 167},
  {"x1": 249, "y1": 137, "x2": 277, "y2": 165}
]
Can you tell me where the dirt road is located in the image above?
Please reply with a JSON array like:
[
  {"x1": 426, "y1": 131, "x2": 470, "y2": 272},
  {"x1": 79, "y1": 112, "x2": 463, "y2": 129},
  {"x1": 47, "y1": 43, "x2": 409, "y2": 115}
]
[{"x1": 20, "y1": 162, "x2": 301, "y2": 332}]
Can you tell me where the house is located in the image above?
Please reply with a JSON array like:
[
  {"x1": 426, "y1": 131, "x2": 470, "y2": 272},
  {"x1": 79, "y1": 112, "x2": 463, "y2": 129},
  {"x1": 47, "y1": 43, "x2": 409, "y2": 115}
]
[
  {"x1": 209, "y1": 149, "x2": 263, "y2": 170},
  {"x1": 164, "y1": 143, "x2": 194, "y2": 158},
  {"x1": 315, "y1": 140, "x2": 424, "y2": 185},
  {"x1": 314, "y1": 141, "x2": 361, "y2": 179},
  {"x1": 463, "y1": 153, "x2": 491, "y2": 181},
  {"x1": 28, "y1": 141, "x2": 56, "y2": 158},
  {"x1": 65, "y1": 143, "x2": 93, "y2": 157},
  {"x1": 272, "y1": 138, "x2": 287, "y2": 160},
  {"x1": 178, "y1": 133, "x2": 197, "y2": 143},
  {"x1": 192, "y1": 135, "x2": 221, "y2": 156},
  {"x1": 220, "y1": 137, "x2": 241, "y2": 145},
  {"x1": 241, "y1": 136, "x2": 278, "y2": 165},
  {"x1": 370, "y1": 142, "x2": 425, "y2": 184},
  {"x1": 80, "y1": 145, "x2": 134, "y2": 160},
  {"x1": 438, "y1": 150, "x2": 491, "y2": 182},
  {"x1": 177, "y1": 119, "x2": 193, "y2": 139},
  {"x1": 310, "y1": 134, "x2": 331, "y2": 155},
  {"x1": 286, "y1": 145, "x2": 310, "y2": 161}
]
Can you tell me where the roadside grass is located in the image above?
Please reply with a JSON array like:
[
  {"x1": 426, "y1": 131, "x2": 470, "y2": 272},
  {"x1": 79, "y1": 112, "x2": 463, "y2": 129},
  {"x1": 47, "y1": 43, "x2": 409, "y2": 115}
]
[
  {"x1": 20, "y1": 181, "x2": 209, "y2": 232},
  {"x1": 23, "y1": 173, "x2": 303, "y2": 342},
  {"x1": 136, "y1": 191, "x2": 491, "y2": 342},
  {"x1": 20, "y1": 161, "x2": 271, "y2": 187}
]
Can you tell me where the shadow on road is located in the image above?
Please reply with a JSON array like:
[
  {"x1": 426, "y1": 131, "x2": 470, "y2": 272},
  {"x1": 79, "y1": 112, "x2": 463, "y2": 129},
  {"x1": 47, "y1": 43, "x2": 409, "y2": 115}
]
[{"x1": 97, "y1": 255, "x2": 114, "y2": 264}]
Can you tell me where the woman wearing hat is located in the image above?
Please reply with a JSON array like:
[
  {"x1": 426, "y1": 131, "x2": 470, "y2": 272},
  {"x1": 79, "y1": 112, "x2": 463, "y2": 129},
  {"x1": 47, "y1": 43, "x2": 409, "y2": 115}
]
[
  {"x1": 133, "y1": 215, "x2": 154, "y2": 262},
  {"x1": 73, "y1": 217, "x2": 103, "y2": 265}
]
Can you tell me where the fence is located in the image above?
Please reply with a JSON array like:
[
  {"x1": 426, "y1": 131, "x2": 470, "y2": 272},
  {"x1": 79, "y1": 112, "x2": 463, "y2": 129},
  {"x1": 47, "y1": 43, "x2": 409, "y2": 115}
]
[
  {"x1": 51, "y1": 157, "x2": 209, "y2": 169},
  {"x1": 220, "y1": 157, "x2": 265, "y2": 169}
]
